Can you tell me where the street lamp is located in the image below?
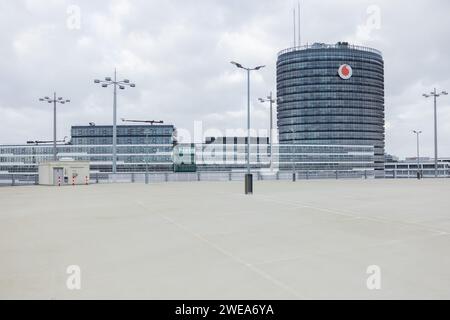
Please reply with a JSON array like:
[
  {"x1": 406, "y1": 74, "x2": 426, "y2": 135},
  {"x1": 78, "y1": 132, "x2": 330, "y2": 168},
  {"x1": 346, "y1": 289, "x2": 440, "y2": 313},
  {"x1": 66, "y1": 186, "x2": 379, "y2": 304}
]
[
  {"x1": 258, "y1": 92, "x2": 276, "y2": 170},
  {"x1": 230, "y1": 61, "x2": 265, "y2": 195},
  {"x1": 39, "y1": 93, "x2": 70, "y2": 161},
  {"x1": 423, "y1": 89, "x2": 448, "y2": 178},
  {"x1": 94, "y1": 69, "x2": 136, "y2": 174},
  {"x1": 412, "y1": 130, "x2": 422, "y2": 179}
]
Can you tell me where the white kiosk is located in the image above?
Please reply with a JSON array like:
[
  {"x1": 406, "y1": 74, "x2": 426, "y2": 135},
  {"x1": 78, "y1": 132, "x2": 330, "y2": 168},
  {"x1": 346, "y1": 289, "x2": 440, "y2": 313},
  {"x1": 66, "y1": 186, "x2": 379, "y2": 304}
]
[{"x1": 38, "y1": 160, "x2": 90, "y2": 186}]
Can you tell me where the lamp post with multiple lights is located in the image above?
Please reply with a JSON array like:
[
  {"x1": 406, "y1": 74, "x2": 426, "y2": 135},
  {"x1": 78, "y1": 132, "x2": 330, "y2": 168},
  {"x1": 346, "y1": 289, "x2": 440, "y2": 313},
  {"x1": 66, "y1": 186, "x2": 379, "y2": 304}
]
[
  {"x1": 39, "y1": 93, "x2": 70, "y2": 161},
  {"x1": 412, "y1": 130, "x2": 422, "y2": 179},
  {"x1": 94, "y1": 69, "x2": 135, "y2": 174},
  {"x1": 230, "y1": 61, "x2": 265, "y2": 194},
  {"x1": 423, "y1": 88, "x2": 448, "y2": 178},
  {"x1": 258, "y1": 91, "x2": 276, "y2": 170}
]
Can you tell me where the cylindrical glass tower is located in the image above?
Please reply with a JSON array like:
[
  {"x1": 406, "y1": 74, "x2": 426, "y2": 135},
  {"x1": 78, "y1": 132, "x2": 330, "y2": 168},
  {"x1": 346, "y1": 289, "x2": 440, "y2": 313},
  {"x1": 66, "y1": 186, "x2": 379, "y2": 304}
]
[{"x1": 276, "y1": 42, "x2": 385, "y2": 172}]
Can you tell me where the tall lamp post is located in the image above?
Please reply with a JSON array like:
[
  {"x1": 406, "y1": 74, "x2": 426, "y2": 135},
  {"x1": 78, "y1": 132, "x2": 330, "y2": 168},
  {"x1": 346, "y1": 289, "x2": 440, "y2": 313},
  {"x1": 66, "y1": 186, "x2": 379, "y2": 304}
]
[
  {"x1": 39, "y1": 93, "x2": 70, "y2": 161},
  {"x1": 412, "y1": 130, "x2": 422, "y2": 179},
  {"x1": 259, "y1": 92, "x2": 276, "y2": 170},
  {"x1": 230, "y1": 61, "x2": 265, "y2": 195},
  {"x1": 423, "y1": 88, "x2": 448, "y2": 178},
  {"x1": 94, "y1": 69, "x2": 136, "y2": 174}
]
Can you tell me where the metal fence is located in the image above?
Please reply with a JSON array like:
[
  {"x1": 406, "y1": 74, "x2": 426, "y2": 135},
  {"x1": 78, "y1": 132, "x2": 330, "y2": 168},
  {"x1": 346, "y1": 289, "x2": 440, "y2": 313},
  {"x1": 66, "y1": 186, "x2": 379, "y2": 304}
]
[
  {"x1": 3, "y1": 169, "x2": 449, "y2": 187},
  {"x1": 384, "y1": 169, "x2": 450, "y2": 179},
  {"x1": 0, "y1": 174, "x2": 38, "y2": 186},
  {"x1": 88, "y1": 170, "x2": 375, "y2": 184}
]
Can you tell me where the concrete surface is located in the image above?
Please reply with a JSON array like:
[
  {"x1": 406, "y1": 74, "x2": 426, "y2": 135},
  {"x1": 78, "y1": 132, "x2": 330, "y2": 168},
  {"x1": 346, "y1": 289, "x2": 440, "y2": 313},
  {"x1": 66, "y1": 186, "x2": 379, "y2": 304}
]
[{"x1": 0, "y1": 179, "x2": 449, "y2": 299}]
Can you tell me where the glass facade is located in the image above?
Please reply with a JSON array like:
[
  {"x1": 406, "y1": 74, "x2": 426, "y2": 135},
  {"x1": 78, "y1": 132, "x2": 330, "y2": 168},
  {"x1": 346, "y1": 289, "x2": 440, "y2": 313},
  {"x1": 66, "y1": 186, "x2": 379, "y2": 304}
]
[
  {"x1": 277, "y1": 42, "x2": 385, "y2": 173},
  {"x1": 173, "y1": 138, "x2": 375, "y2": 173},
  {"x1": 71, "y1": 125, "x2": 173, "y2": 145},
  {"x1": 0, "y1": 142, "x2": 374, "y2": 175},
  {"x1": 0, "y1": 124, "x2": 175, "y2": 173}
]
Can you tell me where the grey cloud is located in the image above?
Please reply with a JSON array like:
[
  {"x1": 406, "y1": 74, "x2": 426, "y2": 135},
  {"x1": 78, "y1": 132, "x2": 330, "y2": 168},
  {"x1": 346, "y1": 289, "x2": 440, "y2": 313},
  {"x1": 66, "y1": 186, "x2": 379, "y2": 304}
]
[{"x1": 0, "y1": 0, "x2": 449, "y2": 159}]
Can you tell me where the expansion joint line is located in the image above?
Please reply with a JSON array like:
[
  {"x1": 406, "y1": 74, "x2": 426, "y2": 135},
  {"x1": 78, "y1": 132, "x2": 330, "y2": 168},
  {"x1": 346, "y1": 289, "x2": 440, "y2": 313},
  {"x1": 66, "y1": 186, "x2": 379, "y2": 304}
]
[{"x1": 136, "y1": 201, "x2": 301, "y2": 298}]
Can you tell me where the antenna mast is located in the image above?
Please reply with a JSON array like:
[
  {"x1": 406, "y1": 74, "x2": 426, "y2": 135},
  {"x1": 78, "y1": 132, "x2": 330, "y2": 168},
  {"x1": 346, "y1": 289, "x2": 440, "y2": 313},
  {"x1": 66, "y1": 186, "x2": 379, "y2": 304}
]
[
  {"x1": 293, "y1": 8, "x2": 296, "y2": 47},
  {"x1": 298, "y1": 1, "x2": 301, "y2": 46}
]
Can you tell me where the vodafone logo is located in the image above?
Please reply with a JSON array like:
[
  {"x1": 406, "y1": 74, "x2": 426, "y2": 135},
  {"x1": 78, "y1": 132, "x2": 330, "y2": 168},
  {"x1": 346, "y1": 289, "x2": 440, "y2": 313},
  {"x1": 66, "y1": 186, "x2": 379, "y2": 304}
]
[{"x1": 338, "y1": 64, "x2": 352, "y2": 79}]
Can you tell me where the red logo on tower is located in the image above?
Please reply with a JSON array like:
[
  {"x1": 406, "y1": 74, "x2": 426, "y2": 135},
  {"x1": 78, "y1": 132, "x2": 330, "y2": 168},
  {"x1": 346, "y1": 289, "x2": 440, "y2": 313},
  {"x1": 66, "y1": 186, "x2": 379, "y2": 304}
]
[{"x1": 338, "y1": 64, "x2": 352, "y2": 80}]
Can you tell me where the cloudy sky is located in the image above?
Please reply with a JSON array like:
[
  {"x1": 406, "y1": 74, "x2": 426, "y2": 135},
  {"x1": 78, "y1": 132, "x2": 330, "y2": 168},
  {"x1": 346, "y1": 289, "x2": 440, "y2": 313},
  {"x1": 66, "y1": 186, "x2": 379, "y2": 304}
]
[{"x1": 0, "y1": 0, "x2": 449, "y2": 158}]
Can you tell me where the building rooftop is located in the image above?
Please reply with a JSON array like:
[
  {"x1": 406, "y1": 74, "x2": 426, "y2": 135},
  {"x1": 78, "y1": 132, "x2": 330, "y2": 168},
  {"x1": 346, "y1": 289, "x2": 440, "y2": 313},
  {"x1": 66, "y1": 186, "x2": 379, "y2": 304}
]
[
  {"x1": 1, "y1": 179, "x2": 449, "y2": 299},
  {"x1": 278, "y1": 42, "x2": 382, "y2": 57}
]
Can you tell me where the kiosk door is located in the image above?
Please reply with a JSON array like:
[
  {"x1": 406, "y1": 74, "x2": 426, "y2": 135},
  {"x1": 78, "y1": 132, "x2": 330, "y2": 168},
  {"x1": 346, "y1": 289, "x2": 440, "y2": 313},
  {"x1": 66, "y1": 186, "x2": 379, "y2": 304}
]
[{"x1": 53, "y1": 168, "x2": 64, "y2": 185}]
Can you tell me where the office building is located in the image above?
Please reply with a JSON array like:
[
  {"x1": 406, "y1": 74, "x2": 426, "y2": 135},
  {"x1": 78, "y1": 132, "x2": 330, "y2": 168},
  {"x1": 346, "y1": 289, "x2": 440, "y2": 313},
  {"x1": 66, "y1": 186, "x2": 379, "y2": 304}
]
[
  {"x1": 276, "y1": 42, "x2": 385, "y2": 174},
  {"x1": 0, "y1": 124, "x2": 175, "y2": 173}
]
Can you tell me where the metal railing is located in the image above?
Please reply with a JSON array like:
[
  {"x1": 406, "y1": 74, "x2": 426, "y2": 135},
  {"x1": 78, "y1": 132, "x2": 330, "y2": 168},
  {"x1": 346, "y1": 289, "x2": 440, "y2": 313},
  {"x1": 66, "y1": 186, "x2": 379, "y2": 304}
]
[
  {"x1": 89, "y1": 170, "x2": 375, "y2": 184},
  {"x1": 277, "y1": 43, "x2": 382, "y2": 57},
  {"x1": 0, "y1": 174, "x2": 38, "y2": 186},
  {"x1": 5, "y1": 169, "x2": 449, "y2": 187},
  {"x1": 384, "y1": 169, "x2": 450, "y2": 179}
]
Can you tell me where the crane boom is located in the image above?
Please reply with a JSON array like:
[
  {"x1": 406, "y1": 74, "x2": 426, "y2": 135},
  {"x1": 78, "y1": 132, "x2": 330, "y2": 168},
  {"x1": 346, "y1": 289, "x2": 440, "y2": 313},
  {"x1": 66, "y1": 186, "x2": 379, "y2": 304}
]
[
  {"x1": 27, "y1": 139, "x2": 66, "y2": 145},
  {"x1": 121, "y1": 118, "x2": 164, "y2": 125}
]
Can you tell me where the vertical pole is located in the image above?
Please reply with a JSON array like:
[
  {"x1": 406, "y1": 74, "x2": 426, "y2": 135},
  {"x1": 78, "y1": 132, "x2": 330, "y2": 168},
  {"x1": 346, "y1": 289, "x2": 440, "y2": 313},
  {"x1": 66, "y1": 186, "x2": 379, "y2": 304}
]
[
  {"x1": 53, "y1": 92, "x2": 57, "y2": 161},
  {"x1": 113, "y1": 69, "x2": 117, "y2": 174},
  {"x1": 145, "y1": 133, "x2": 149, "y2": 184},
  {"x1": 416, "y1": 132, "x2": 420, "y2": 179},
  {"x1": 292, "y1": 147, "x2": 295, "y2": 182},
  {"x1": 293, "y1": 9, "x2": 296, "y2": 47},
  {"x1": 245, "y1": 68, "x2": 253, "y2": 195},
  {"x1": 269, "y1": 92, "x2": 273, "y2": 170},
  {"x1": 247, "y1": 69, "x2": 250, "y2": 175},
  {"x1": 298, "y1": 0, "x2": 301, "y2": 46},
  {"x1": 433, "y1": 88, "x2": 438, "y2": 178}
]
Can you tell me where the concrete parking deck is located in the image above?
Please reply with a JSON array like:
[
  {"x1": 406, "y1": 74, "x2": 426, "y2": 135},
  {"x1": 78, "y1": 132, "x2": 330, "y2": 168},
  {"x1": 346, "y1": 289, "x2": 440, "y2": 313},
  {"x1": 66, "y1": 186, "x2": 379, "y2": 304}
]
[{"x1": 1, "y1": 179, "x2": 449, "y2": 299}]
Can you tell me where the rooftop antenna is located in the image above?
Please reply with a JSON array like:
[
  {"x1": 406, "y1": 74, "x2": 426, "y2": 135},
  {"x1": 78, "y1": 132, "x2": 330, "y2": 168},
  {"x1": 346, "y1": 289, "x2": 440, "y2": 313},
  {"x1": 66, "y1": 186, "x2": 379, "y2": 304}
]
[
  {"x1": 298, "y1": 1, "x2": 301, "y2": 46},
  {"x1": 293, "y1": 8, "x2": 297, "y2": 47}
]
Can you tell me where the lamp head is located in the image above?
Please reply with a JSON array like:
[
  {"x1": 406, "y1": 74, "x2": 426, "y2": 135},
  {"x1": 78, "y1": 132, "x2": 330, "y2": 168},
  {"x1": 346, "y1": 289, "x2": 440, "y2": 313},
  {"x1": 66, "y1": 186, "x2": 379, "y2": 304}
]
[{"x1": 230, "y1": 61, "x2": 243, "y2": 69}]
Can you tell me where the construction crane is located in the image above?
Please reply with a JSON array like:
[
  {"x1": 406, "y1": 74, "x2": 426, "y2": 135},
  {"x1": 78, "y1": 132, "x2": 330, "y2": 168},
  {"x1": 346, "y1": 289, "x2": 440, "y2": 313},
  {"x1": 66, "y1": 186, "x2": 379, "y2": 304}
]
[
  {"x1": 27, "y1": 136, "x2": 68, "y2": 145},
  {"x1": 121, "y1": 118, "x2": 178, "y2": 146},
  {"x1": 121, "y1": 118, "x2": 164, "y2": 125}
]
